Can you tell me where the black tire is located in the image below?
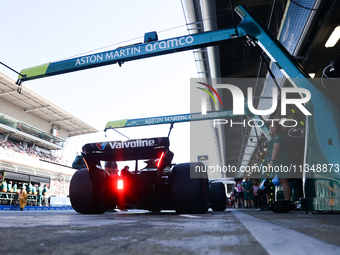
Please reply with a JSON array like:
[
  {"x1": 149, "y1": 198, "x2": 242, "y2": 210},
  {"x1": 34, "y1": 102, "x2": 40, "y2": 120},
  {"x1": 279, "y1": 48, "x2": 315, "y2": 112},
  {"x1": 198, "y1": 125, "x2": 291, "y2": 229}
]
[
  {"x1": 171, "y1": 162, "x2": 209, "y2": 214},
  {"x1": 209, "y1": 182, "x2": 227, "y2": 211},
  {"x1": 69, "y1": 168, "x2": 107, "y2": 214}
]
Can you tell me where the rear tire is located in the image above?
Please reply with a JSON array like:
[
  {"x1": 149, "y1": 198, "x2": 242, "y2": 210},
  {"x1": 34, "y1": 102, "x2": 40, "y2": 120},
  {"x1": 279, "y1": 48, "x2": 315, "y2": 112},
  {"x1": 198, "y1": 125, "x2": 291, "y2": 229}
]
[
  {"x1": 209, "y1": 182, "x2": 227, "y2": 211},
  {"x1": 171, "y1": 163, "x2": 209, "y2": 214},
  {"x1": 69, "y1": 168, "x2": 107, "y2": 214}
]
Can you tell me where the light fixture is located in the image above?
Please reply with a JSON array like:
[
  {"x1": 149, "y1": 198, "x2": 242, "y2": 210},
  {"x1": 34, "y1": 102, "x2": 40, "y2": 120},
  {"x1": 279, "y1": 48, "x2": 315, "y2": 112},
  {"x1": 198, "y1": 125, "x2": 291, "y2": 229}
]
[
  {"x1": 309, "y1": 73, "x2": 315, "y2": 78},
  {"x1": 325, "y1": 26, "x2": 340, "y2": 48}
]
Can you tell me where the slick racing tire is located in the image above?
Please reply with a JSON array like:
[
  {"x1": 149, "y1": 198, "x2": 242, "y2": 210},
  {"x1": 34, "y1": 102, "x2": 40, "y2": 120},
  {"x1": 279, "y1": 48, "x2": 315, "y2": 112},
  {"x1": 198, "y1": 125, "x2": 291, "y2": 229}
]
[
  {"x1": 70, "y1": 168, "x2": 107, "y2": 214},
  {"x1": 209, "y1": 182, "x2": 227, "y2": 211},
  {"x1": 171, "y1": 162, "x2": 209, "y2": 214}
]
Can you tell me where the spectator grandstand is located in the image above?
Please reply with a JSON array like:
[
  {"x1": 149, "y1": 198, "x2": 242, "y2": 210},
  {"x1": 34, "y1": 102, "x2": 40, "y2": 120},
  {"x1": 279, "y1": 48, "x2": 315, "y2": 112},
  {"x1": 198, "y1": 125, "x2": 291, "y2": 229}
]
[
  {"x1": 0, "y1": 71, "x2": 98, "y2": 206},
  {"x1": 0, "y1": 137, "x2": 65, "y2": 164}
]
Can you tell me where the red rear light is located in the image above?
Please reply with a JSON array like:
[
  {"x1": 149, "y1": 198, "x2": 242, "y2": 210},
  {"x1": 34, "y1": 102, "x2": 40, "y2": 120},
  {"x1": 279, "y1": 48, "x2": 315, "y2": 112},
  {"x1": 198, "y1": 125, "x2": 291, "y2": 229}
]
[
  {"x1": 117, "y1": 179, "x2": 124, "y2": 190},
  {"x1": 157, "y1": 152, "x2": 165, "y2": 168}
]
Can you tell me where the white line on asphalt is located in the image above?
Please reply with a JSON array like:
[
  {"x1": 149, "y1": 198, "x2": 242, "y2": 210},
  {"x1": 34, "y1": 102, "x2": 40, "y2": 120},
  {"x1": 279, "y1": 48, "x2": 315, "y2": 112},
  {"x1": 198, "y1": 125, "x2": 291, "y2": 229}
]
[
  {"x1": 233, "y1": 211, "x2": 340, "y2": 255},
  {"x1": 55, "y1": 230, "x2": 87, "y2": 234},
  {"x1": 179, "y1": 214, "x2": 203, "y2": 218}
]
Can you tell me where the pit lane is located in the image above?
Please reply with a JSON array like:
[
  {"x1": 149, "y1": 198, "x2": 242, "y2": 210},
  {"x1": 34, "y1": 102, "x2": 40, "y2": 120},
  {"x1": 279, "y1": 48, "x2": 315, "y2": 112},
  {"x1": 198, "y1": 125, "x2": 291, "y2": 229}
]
[{"x1": 1, "y1": 209, "x2": 340, "y2": 255}]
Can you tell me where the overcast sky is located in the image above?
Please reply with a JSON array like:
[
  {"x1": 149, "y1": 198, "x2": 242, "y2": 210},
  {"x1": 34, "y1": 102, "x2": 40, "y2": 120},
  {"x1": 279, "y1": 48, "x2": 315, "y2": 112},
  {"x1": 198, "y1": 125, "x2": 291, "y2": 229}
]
[{"x1": 0, "y1": 0, "x2": 218, "y2": 168}]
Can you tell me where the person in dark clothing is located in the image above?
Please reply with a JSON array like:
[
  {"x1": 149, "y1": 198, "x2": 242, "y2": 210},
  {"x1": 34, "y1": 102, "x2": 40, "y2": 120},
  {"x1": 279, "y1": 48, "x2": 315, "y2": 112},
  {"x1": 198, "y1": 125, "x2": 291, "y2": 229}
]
[
  {"x1": 72, "y1": 146, "x2": 87, "y2": 170},
  {"x1": 242, "y1": 178, "x2": 253, "y2": 208},
  {"x1": 105, "y1": 161, "x2": 118, "y2": 176},
  {"x1": 253, "y1": 181, "x2": 260, "y2": 208},
  {"x1": 268, "y1": 121, "x2": 292, "y2": 200}
]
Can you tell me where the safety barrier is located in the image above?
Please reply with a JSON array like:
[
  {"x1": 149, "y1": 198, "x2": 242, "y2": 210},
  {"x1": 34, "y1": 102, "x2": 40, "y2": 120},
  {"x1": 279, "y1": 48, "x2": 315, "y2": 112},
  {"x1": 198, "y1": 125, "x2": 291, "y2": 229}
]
[
  {"x1": 0, "y1": 205, "x2": 73, "y2": 211},
  {"x1": 0, "y1": 192, "x2": 40, "y2": 206}
]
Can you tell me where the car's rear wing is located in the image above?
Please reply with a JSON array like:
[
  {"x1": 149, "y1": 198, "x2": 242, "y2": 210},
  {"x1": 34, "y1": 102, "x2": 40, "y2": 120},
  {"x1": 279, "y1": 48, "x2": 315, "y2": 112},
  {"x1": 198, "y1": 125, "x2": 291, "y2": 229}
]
[{"x1": 83, "y1": 137, "x2": 170, "y2": 162}]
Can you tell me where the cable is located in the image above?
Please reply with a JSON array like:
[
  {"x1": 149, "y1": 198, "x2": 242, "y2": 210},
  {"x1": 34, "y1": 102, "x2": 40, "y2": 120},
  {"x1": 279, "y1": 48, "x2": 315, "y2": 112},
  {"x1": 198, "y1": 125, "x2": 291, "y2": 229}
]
[
  {"x1": 243, "y1": 40, "x2": 251, "y2": 68},
  {"x1": 289, "y1": 0, "x2": 320, "y2": 11},
  {"x1": 0, "y1": 14, "x2": 52, "y2": 61},
  {"x1": 168, "y1": 123, "x2": 174, "y2": 138},
  {"x1": 251, "y1": 40, "x2": 306, "y2": 127},
  {"x1": 0, "y1": 61, "x2": 21, "y2": 75},
  {"x1": 57, "y1": 35, "x2": 144, "y2": 61},
  {"x1": 180, "y1": 0, "x2": 189, "y2": 26},
  {"x1": 58, "y1": 23, "x2": 192, "y2": 61},
  {"x1": 253, "y1": 44, "x2": 282, "y2": 92},
  {"x1": 254, "y1": 0, "x2": 276, "y2": 92},
  {"x1": 267, "y1": 0, "x2": 276, "y2": 29},
  {"x1": 242, "y1": 40, "x2": 262, "y2": 68},
  {"x1": 59, "y1": 10, "x2": 233, "y2": 62},
  {"x1": 290, "y1": 0, "x2": 319, "y2": 11},
  {"x1": 112, "y1": 129, "x2": 130, "y2": 140},
  {"x1": 229, "y1": 0, "x2": 238, "y2": 36}
]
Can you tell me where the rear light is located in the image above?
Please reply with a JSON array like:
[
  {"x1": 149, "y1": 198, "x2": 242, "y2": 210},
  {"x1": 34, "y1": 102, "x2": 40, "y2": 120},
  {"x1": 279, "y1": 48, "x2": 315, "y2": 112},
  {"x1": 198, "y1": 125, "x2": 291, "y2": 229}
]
[
  {"x1": 117, "y1": 179, "x2": 124, "y2": 190},
  {"x1": 157, "y1": 152, "x2": 165, "y2": 168}
]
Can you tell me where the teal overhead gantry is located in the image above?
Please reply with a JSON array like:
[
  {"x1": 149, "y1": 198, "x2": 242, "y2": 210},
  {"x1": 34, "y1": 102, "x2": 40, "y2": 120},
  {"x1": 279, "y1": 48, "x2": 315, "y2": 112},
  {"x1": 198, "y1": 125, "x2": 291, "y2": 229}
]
[{"x1": 17, "y1": 6, "x2": 340, "y2": 211}]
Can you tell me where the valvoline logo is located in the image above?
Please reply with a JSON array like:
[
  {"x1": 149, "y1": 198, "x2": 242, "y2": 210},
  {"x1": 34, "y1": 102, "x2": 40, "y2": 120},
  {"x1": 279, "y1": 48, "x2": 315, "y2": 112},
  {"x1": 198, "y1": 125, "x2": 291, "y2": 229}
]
[
  {"x1": 95, "y1": 139, "x2": 156, "y2": 150},
  {"x1": 95, "y1": 142, "x2": 107, "y2": 150}
]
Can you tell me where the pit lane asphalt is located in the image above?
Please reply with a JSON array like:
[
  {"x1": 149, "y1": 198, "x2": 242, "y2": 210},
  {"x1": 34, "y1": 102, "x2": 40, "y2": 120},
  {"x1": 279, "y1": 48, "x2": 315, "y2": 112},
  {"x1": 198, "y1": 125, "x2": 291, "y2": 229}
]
[{"x1": 1, "y1": 209, "x2": 340, "y2": 255}]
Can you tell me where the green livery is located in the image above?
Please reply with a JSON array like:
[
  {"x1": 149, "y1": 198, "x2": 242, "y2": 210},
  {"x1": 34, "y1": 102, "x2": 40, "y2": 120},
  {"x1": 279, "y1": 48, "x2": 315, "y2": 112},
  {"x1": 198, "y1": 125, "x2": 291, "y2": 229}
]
[{"x1": 18, "y1": 63, "x2": 50, "y2": 80}]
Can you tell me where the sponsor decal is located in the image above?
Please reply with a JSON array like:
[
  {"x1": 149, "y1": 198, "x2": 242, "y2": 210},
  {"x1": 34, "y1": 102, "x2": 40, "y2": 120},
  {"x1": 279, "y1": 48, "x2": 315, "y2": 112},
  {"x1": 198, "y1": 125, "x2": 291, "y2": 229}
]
[
  {"x1": 95, "y1": 142, "x2": 107, "y2": 150},
  {"x1": 75, "y1": 35, "x2": 194, "y2": 67},
  {"x1": 95, "y1": 139, "x2": 156, "y2": 150}
]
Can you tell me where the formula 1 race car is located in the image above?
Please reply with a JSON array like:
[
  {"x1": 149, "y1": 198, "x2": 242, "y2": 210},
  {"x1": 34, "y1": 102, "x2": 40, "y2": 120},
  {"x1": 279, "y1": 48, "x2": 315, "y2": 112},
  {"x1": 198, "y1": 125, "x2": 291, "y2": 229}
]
[{"x1": 69, "y1": 137, "x2": 227, "y2": 214}]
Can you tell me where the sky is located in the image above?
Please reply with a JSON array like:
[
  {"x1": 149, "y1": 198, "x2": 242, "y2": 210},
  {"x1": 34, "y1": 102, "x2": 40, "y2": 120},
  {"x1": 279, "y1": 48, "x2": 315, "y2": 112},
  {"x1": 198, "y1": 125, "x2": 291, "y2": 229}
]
[{"x1": 0, "y1": 0, "x2": 219, "y2": 168}]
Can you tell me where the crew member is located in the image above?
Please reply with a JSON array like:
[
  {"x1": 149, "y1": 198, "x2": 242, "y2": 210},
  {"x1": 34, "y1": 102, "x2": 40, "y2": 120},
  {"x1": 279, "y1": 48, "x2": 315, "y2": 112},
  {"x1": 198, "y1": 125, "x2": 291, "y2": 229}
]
[
  {"x1": 37, "y1": 184, "x2": 43, "y2": 206},
  {"x1": 268, "y1": 121, "x2": 292, "y2": 201},
  {"x1": 42, "y1": 185, "x2": 49, "y2": 206},
  {"x1": 72, "y1": 146, "x2": 87, "y2": 170},
  {"x1": 19, "y1": 186, "x2": 28, "y2": 211},
  {"x1": 242, "y1": 178, "x2": 253, "y2": 208},
  {"x1": 0, "y1": 179, "x2": 7, "y2": 192}
]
